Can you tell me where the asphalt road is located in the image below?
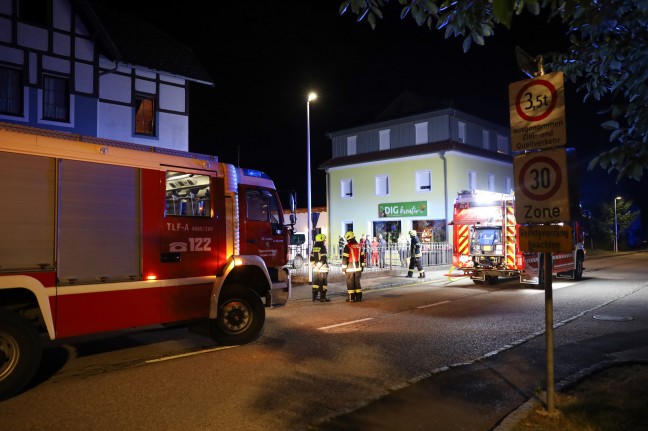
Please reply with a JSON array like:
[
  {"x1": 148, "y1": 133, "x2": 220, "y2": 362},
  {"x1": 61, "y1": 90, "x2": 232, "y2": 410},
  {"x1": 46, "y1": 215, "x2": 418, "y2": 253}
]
[{"x1": 0, "y1": 252, "x2": 646, "y2": 431}]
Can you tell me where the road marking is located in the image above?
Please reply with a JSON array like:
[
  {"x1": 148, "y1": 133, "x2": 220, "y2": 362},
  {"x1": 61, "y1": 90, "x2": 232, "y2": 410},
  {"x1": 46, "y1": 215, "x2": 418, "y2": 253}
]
[
  {"x1": 317, "y1": 317, "x2": 373, "y2": 330},
  {"x1": 144, "y1": 345, "x2": 238, "y2": 363},
  {"x1": 417, "y1": 300, "x2": 451, "y2": 309}
]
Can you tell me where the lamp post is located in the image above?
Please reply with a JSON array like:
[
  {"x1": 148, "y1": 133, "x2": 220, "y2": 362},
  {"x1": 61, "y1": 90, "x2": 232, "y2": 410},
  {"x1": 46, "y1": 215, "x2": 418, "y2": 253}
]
[
  {"x1": 614, "y1": 196, "x2": 622, "y2": 253},
  {"x1": 306, "y1": 92, "x2": 317, "y2": 283}
]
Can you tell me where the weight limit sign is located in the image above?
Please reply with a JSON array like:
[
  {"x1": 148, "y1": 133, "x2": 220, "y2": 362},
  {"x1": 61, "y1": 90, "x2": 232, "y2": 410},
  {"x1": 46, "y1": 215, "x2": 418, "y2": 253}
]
[
  {"x1": 513, "y1": 148, "x2": 571, "y2": 223},
  {"x1": 509, "y1": 71, "x2": 566, "y2": 151}
]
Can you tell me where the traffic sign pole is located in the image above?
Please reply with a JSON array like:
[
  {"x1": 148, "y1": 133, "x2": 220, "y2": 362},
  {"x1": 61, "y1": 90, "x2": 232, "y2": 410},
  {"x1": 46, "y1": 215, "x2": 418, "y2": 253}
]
[
  {"x1": 544, "y1": 253, "x2": 555, "y2": 412},
  {"x1": 509, "y1": 69, "x2": 567, "y2": 414}
]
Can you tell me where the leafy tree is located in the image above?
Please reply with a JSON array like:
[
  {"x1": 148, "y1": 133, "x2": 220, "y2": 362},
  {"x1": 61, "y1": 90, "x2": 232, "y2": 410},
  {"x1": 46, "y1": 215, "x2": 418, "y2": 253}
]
[
  {"x1": 591, "y1": 199, "x2": 639, "y2": 249},
  {"x1": 339, "y1": 0, "x2": 648, "y2": 181}
]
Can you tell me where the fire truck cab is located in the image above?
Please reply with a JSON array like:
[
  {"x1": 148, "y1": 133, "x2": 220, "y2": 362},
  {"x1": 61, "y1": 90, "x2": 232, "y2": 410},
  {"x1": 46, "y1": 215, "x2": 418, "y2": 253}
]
[{"x1": 451, "y1": 189, "x2": 586, "y2": 286}]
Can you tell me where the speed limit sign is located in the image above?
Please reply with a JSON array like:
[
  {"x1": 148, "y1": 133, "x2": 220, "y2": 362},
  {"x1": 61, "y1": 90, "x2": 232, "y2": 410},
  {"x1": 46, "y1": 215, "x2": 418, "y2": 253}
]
[
  {"x1": 513, "y1": 147, "x2": 571, "y2": 223},
  {"x1": 509, "y1": 71, "x2": 566, "y2": 152}
]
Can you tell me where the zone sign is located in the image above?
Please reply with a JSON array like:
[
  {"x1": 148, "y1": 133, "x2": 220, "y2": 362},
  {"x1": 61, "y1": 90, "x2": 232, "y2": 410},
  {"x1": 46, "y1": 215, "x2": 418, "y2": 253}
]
[{"x1": 513, "y1": 147, "x2": 571, "y2": 223}]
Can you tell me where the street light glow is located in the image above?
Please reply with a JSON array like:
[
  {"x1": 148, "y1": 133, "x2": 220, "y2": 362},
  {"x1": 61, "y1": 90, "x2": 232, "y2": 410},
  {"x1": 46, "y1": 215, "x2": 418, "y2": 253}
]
[{"x1": 306, "y1": 91, "x2": 317, "y2": 283}]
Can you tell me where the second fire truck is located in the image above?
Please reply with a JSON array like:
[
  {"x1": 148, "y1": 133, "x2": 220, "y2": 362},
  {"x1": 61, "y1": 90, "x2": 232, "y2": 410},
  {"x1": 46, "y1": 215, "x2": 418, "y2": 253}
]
[{"x1": 451, "y1": 189, "x2": 586, "y2": 286}]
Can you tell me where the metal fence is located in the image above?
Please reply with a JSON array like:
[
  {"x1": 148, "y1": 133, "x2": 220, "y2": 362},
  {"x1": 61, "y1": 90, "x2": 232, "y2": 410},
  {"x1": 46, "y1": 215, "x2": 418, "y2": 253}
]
[{"x1": 290, "y1": 242, "x2": 452, "y2": 279}]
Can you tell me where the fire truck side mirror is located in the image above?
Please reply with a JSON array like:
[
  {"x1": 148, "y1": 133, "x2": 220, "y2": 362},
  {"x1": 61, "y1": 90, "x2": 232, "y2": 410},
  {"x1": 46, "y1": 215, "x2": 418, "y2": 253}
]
[
  {"x1": 289, "y1": 213, "x2": 296, "y2": 225},
  {"x1": 289, "y1": 192, "x2": 296, "y2": 213}
]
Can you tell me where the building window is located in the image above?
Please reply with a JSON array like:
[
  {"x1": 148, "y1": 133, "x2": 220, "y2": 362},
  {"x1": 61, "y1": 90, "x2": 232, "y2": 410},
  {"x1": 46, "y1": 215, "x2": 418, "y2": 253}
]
[
  {"x1": 468, "y1": 171, "x2": 477, "y2": 190},
  {"x1": 482, "y1": 130, "x2": 490, "y2": 150},
  {"x1": 497, "y1": 134, "x2": 508, "y2": 153},
  {"x1": 458, "y1": 121, "x2": 466, "y2": 143},
  {"x1": 135, "y1": 95, "x2": 156, "y2": 136},
  {"x1": 413, "y1": 220, "x2": 447, "y2": 243},
  {"x1": 0, "y1": 66, "x2": 23, "y2": 116},
  {"x1": 341, "y1": 178, "x2": 353, "y2": 198},
  {"x1": 346, "y1": 135, "x2": 357, "y2": 155},
  {"x1": 488, "y1": 174, "x2": 495, "y2": 192},
  {"x1": 416, "y1": 170, "x2": 432, "y2": 192},
  {"x1": 42, "y1": 74, "x2": 69, "y2": 122},
  {"x1": 372, "y1": 220, "x2": 401, "y2": 244},
  {"x1": 375, "y1": 175, "x2": 389, "y2": 196},
  {"x1": 505, "y1": 176, "x2": 512, "y2": 193},
  {"x1": 415, "y1": 122, "x2": 428, "y2": 144},
  {"x1": 165, "y1": 172, "x2": 211, "y2": 217},
  {"x1": 379, "y1": 129, "x2": 390, "y2": 150}
]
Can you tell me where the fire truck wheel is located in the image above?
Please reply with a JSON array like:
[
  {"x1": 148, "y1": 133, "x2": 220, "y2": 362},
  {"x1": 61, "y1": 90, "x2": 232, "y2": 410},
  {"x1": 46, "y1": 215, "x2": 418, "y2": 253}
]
[
  {"x1": 573, "y1": 254, "x2": 584, "y2": 280},
  {"x1": 210, "y1": 287, "x2": 265, "y2": 345},
  {"x1": 485, "y1": 275, "x2": 498, "y2": 285},
  {"x1": 0, "y1": 310, "x2": 42, "y2": 401}
]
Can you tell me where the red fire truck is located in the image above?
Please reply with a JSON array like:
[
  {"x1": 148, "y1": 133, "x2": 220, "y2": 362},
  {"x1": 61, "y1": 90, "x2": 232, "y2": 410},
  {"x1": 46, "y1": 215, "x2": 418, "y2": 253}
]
[
  {"x1": 451, "y1": 189, "x2": 586, "y2": 286},
  {"x1": 0, "y1": 123, "x2": 295, "y2": 399}
]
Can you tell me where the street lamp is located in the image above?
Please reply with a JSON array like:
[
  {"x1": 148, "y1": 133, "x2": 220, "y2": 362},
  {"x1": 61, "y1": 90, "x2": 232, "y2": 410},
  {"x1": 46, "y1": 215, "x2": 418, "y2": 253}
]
[
  {"x1": 306, "y1": 92, "x2": 317, "y2": 282},
  {"x1": 614, "y1": 196, "x2": 622, "y2": 253}
]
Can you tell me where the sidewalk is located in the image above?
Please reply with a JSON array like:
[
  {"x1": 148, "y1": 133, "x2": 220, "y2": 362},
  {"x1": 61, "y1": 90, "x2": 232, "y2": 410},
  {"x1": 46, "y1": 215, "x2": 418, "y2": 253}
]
[
  {"x1": 290, "y1": 259, "x2": 648, "y2": 431},
  {"x1": 290, "y1": 265, "x2": 452, "y2": 300}
]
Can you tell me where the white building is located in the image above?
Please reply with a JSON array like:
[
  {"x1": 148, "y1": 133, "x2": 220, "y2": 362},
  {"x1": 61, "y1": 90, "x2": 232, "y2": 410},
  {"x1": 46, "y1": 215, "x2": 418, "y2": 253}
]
[
  {"x1": 322, "y1": 94, "x2": 513, "y2": 250},
  {"x1": 0, "y1": 0, "x2": 213, "y2": 149}
]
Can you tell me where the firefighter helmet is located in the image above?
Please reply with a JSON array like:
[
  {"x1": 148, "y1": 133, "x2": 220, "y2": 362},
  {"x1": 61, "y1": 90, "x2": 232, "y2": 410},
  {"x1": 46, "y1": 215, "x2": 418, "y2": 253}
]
[
  {"x1": 344, "y1": 231, "x2": 355, "y2": 241},
  {"x1": 315, "y1": 233, "x2": 326, "y2": 242},
  {"x1": 409, "y1": 229, "x2": 417, "y2": 236}
]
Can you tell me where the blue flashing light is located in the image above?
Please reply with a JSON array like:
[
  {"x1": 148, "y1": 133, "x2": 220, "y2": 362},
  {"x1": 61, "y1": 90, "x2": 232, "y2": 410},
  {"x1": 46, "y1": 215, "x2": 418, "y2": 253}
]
[{"x1": 242, "y1": 168, "x2": 270, "y2": 180}]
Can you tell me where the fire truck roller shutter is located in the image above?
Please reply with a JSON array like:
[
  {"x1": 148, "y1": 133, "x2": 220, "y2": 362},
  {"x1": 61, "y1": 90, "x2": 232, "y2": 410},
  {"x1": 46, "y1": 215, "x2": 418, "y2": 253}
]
[
  {"x1": 0, "y1": 151, "x2": 55, "y2": 270},
  {"x1": 58, "y1": 160, "x2": 140, "y2": 284}
]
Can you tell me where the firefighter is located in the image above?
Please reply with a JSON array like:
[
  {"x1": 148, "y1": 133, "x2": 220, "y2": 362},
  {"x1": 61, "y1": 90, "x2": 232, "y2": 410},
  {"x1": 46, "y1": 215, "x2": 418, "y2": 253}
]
[
  {"x1": 341, "y1": 231, "x2": 365, "y2": 302},
  {"x1": 310, "y1": 233, "x2": 330, "y2": 302},
  {"x1": 406, "y1": 229, "x2": 425, "y2": 278}
]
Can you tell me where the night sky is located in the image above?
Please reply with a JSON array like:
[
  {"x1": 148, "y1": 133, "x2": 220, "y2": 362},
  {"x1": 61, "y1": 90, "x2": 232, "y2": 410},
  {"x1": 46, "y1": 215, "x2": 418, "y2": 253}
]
[{"x1": 91, "y1": 1, "x2": 646, "y2": 232}]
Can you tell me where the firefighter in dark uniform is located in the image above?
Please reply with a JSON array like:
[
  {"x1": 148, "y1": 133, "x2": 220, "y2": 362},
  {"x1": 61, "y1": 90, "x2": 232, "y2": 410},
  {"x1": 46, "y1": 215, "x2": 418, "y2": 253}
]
[
  {"x1": 310, "y1": 233, "x2": 330, "y2": 302},
  {"x1": 341, "y1": 231, "x2": 365, "y2": 302},
  {"x1": 406, "y1": 229, "x2": 425, "y2": 278}
]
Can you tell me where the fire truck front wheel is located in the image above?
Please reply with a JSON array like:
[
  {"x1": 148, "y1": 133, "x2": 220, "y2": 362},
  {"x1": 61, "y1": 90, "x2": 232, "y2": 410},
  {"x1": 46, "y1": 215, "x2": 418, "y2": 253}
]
[
  {"x1": 210, "y1": 287, "x2": 265, "y2": 345},
  {"x1": 0, "y1": 310, "x2": 42, "y2": 401}
]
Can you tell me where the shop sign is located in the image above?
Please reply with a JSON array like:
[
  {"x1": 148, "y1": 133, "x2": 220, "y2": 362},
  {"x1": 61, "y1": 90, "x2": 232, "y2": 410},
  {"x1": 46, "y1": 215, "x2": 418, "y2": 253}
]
[{"x1": 378, "y1": 201, "x2": 427, "y2": 218}]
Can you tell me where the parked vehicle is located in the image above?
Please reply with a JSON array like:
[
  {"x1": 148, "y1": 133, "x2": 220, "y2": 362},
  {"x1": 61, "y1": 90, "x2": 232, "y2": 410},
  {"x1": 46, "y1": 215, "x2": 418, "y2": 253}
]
[
  {"x1": 0, "y1": 123, "x2": 296, "y2": 399},
  {"x1": 451, "y1": 189, "x2": 585, "y2": 286},
  {"x1": 289, "y1": 232, "x2": 307, "y2": 269}
]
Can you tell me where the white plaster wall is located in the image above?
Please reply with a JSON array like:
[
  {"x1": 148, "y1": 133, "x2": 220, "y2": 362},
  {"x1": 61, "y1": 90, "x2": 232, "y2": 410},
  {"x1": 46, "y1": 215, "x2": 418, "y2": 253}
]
[
  {"x1": 100, "y1": 73, "x2": 131, "y2": 103},
  {"x1": 52, "y1": 32, "x2": 70, "y2": 56},
  {"x1": 135, "y1": 78, "x2": 156, "y2": 95},
  {"x1": 17, "y1": 23, "x2": 47, "y2": 51},
  {"x1": 158, "y1": 112, "x2": 188, "y2": 151},
  {"x1": 97, "y1": 103, "x2": 133, "y2": 141},
  {"x1": 160, "y1": 84, "x2": 185, "y2": 112},
  {"x1": 0, "y1": 45, "x2": 23, "y2": 64},
  {"x1": 42, "y1": 55, "x2": 70, "y2": 73},
  {"x1": 75, "y1": 62, "x2": 93, "y2": 93},
  {"x1": 75, "y1": 37, "x2": 94, "y2": 61}
]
